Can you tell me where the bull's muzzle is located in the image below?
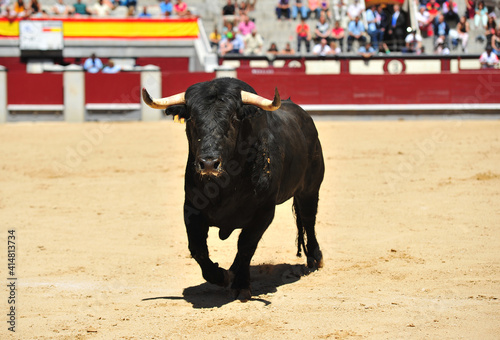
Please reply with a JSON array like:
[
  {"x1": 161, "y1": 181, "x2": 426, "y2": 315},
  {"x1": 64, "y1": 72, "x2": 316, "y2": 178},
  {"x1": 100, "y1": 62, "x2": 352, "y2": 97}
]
[{"x1": 197, "y1": 157, "x2": 223, "y2": 177}]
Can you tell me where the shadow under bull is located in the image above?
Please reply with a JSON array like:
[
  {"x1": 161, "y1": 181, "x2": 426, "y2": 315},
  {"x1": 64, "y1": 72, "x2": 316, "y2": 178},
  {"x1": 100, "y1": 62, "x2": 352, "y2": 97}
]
[{"x1": 142, "y1": 263, "x2": 315, "y2": 309}]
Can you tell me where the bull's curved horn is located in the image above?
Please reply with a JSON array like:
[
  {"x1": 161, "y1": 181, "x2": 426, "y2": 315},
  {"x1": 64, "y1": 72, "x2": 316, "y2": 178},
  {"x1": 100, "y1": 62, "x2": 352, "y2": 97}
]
[
  {"x1": 241, "y1": 88, "x2": 281, "y2": 111},
  {"x1": 142, "y1": 88, "x2": 185, "y2": 109}
]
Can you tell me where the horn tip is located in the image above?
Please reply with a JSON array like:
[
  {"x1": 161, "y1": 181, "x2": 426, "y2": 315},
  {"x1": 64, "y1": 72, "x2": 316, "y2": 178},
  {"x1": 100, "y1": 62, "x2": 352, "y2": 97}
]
[{"x1": 142, "y1": 87, "x2": 153, "y2": 106}]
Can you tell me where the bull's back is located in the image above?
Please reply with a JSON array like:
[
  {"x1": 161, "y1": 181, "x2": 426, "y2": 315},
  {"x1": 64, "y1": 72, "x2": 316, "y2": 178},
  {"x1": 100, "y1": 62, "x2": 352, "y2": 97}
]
[{"x1": 266, "y1": 101, "x2": 324, "y2": 204}]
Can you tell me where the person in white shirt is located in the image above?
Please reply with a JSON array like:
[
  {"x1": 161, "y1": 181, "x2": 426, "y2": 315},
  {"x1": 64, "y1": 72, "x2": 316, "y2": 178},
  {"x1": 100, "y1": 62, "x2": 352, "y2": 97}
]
[
  {"x1": 312, "y1": 38, "x2": 332, "y2": 56},
  {"x1": 92, "y1": 0, "x2": 110, "y2": 16},
  {"x1": 416, "y1": 5, "x2": 431, "y2": 37},
  {"x1": 347, "y1": 0, "x2": 364, "y2": 21},
  {"x1": 479, "y1": 46, "x2": 499, "y2": 68},
  {"x1": 102, "y1": 60, "x2": 121, "y2": 73},
  {"x1": 404, "y1": 30, "x2": 422, "y2": 53}
]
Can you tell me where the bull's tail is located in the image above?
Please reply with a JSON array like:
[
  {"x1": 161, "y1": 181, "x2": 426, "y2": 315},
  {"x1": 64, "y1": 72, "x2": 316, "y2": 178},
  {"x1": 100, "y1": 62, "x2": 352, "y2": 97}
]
[{"x1": 293, "y1": 198, "x2": 308, "y2": 257}]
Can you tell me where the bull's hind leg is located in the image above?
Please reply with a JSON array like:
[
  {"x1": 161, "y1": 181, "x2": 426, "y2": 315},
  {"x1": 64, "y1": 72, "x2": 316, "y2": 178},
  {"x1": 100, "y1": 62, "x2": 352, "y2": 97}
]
[
  {"x1": 184, "y1": 200, "x2": 230, "y2": 287},
  {"x1": 294, "y1": 193, "x2": 323, "y2": 269}
]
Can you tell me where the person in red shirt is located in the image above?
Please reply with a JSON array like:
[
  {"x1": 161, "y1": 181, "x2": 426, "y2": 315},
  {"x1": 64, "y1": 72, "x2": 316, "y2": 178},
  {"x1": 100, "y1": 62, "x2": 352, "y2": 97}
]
[
  {"x1": 174, "y1": 0, "x2": 188, "y2": 17},
  {"x1": 330, "y1": 20, "x2": 345, "y2": 51},
  {"x1": 426, "y1": 0, "x2": 440, "y2": 23},
  {"x1": 296, "y1": 17, "x2": 311, "y2": 53}
]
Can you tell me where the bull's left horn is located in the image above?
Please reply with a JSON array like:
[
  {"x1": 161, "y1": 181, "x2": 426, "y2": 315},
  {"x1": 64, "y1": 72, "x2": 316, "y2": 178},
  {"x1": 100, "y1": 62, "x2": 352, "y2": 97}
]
[
  {"x1": 241, "y1": 88, "x2": 281, "y2": 111},
  {"x1": 142, "y1": 88, "x2": 185, "y2": 109}
]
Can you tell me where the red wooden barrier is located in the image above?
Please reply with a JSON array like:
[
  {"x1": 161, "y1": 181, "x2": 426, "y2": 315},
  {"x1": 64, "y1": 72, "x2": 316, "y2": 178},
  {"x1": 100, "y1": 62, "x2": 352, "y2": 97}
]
[
  {"x1": 161, "y1": 72, "x2": 215, "y2": 96},
  {"x1": 237, "y1": 72, "x2": 500, "y2": 105},
  {"x1": 7, "y1": 71, "x2": 63, "y2": 105},
  {"x1": 85, "y1": 72, "x2": 141, "y2": 104}
]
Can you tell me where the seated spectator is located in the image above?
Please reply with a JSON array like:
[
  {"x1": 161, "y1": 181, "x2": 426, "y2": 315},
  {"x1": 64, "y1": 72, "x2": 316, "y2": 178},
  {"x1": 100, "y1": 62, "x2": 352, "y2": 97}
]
[
  {"x1": 219, "y1": 31, "x2": 244, "y2": 56},
  {"x1": 307, "y1": 0, "x2": 320, "y2": 20},
  {"x1": 296, "y1": 17, "x2": 311, "y2": 53},
  {"x1": 280, "y1": 42, "x2": 296, "y2": 54},
  {"x1": 102, "y1": 60, "x2": 121, "y2": 73},
  {"x1": 319, "y1": 1, "x2": 332, "y2": 21},
  {"x1": 416, "y1": 5, "x2": 432, "y2": 37},
  {"x1": 222, "y1": 0, "x2": 236, "y2": 23},
  {"x1": 209, "y1": 27, "x2": 222, "y2": 51},
  {"x1": 237, "y1": 0, "x2": 250, "y2": 18},
  {"x1": 434, "y1": 13, "x2": 449, "y2": 42},
  {"x1": 267, "y1": 42, "x2": 280, "y2": 55},
  {"x1": 222, "y1": 20, "x2": 236, "y2": 36},
  {"x1": 425, "y1": 0, "x2": 440, "y2": 23},
  {"x1": 291, "y1": 0, "x2": 308, "y2": 20},
  {"x1": 492, "y1": 27, "x2": 500, "y2": 56},
  {"x1": 485, "y1": 14, "x2": 497, "y2": 42},
  {"x1": 331, "y1": 0, "x2": 347, "y2": 23},
  {"x1": 330, "y1": 20, "x2": 345, "y2": 51},
  {"x1": 313, "y1": 11, "x2": 331, "y2": 44},
  {"x1": 243, "y1": 29, "x2": 264, "y2": 55},
  {"x1": 454, "y1": 15, "x2": 469, "y2": 52},
  {"x1": 238, "y1": 14, "x2": 255, "y2": 36},
  {"x1": 28, "y1": 0, "x2": 42, "y2": 16},
  {"x1": 52, "y1": 0, "x2": 70, "y2": 15},
  {"x1": 313, "y1": 38, "x2": 331, "y2": 55},
  {"x1": 125, "y1": 0, "x2": 137, "y2": 15},
  {"x1": 442, "y1": 0, "x2": 459, "y2": 25},
  {"x1": 479, "y1": 45, "x2": 499, "y2": 68},
  {"x1": 474, "y1": 1, "x2": 487, "y2": 29},
  {"x1": 173, "y1": 0, "x2": 187, "y2": 17},
  {"x1": 138, "y1": 6, "x2": 151, "y2": 18},
  {"x1": 347, "y1": 0, "x2": 364, "y2": 21},
  {"x1": 83, "y1": 53, "x2": 103, "y2": 73},
  {"x1": 276, "y1": 0, "x2": 290, "y2": 20},
  {"x1": 347, "y1": 15, "x2": 366, "y2": 52},
  {"x1": 91, "y1": 0, "x2": 110, "y2": 16},
  {"x1": 73, "y1": 0, "x2": 89, "y2": 15},
  {"x1": 434, "y1": 14, "x2": 450, "y2": 54},
  {"x1": 358, "y1": 41, "x2": 375, "y2": 59},
  {"x1": 403, "y1": 29, "x2": 422, "y2": 53},
  {"x1": 366, "y1": 4, "x2": 383, "y2": 52},
  {"x1": 327, "y1": 41, "x2": 341, "y2": 54},
  {"x1": 465, "y1": 0, "x2": 474, "y2": 20},
  {"x1": 10, "y1": 0, "x2": 28, "y2": 19},
  {"x1": 159, "y1": 0, "x2": 172, "y2": 17}
]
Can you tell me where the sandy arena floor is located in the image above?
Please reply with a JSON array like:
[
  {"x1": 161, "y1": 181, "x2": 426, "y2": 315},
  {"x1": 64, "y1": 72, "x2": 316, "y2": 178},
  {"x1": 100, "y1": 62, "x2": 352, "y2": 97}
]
[{"x1": 0, "y1": 119, "x2": 499, "y2": 339}]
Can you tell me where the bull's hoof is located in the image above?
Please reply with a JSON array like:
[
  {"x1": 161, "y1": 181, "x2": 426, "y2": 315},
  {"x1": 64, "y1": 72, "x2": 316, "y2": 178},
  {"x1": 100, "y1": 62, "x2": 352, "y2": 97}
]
[
  {"x1": 232, "y1": 288, "x2": 252, "y2": 302},
  {"x1": 307, "y1": 247, "x2": 324, "y2": 269},
  {"x1": 202, "y1": 264, "x2": 230, "y2": 287}
]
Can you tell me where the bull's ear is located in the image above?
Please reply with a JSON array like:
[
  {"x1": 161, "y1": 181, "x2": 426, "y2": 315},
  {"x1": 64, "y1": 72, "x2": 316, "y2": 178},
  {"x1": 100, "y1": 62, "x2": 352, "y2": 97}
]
[
  {"x1": 165, "y1": 105, "x2": 189, "y2": 122},
  {"x1": 236, "y1": 105, "x2": 259, "y2": 120}
]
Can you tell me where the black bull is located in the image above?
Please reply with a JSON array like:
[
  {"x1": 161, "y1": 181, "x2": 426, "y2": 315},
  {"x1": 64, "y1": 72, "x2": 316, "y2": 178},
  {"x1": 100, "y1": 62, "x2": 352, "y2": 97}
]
[{"x1": 142, "y1": 78, "x2": 325, "y2": 300}]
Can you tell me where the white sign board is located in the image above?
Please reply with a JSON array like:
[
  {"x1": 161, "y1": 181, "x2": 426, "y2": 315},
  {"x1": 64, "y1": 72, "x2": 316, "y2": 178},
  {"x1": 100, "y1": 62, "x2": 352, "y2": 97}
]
[{"x1": 19, "y1": 21, "x2": 63, "y2": 51}]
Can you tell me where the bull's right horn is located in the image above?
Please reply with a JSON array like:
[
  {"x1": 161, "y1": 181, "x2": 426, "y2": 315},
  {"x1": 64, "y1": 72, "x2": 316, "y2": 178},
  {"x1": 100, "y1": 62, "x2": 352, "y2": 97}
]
[{"x1": 142, "y1": 88, "x2": 185, "y2": 109}]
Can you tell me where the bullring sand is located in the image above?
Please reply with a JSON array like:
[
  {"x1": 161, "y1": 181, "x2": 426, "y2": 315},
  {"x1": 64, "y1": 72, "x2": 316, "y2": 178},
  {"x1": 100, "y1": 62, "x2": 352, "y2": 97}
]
[{"x1": 0, "y1": 119, "x2": 499, "y2": 339}]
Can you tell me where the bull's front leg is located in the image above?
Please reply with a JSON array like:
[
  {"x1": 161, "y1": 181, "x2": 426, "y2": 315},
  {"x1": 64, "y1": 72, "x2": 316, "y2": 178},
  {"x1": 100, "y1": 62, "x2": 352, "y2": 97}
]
[
  {"x1": 229, "y1": 207, "x2": 275, "y2": 301},
  {"x1": 184, "y1": 200, "x2": 230, "y2": 287}
]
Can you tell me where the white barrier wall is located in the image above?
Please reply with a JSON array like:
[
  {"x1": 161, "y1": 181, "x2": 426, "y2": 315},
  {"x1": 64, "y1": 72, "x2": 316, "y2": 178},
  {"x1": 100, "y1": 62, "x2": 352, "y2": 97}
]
[
  {"x1": 63, "y1": 70, "x2": 86, "y2": 123},
  {"x1": 140, "y1": 70, "x2": 162, "y2": 122}
]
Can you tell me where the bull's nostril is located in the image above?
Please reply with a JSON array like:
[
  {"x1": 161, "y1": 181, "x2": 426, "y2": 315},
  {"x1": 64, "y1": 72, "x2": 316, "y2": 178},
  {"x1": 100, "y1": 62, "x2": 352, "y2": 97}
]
[{"x1": 198, "y1": 157, "x2": 222, "y2": 173}]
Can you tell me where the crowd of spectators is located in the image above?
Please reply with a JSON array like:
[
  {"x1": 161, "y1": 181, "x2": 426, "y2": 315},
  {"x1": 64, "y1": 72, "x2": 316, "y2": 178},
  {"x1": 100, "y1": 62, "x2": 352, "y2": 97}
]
[
  {"x1": 261, "y1": 0, "x2": 499, "y2": 58},
  {"x1": 0, "y1": 0, "x2": 196, "y2": 19},
  {"x1": 1, "y1": 0, "x2": 499, "y2": 62}
]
